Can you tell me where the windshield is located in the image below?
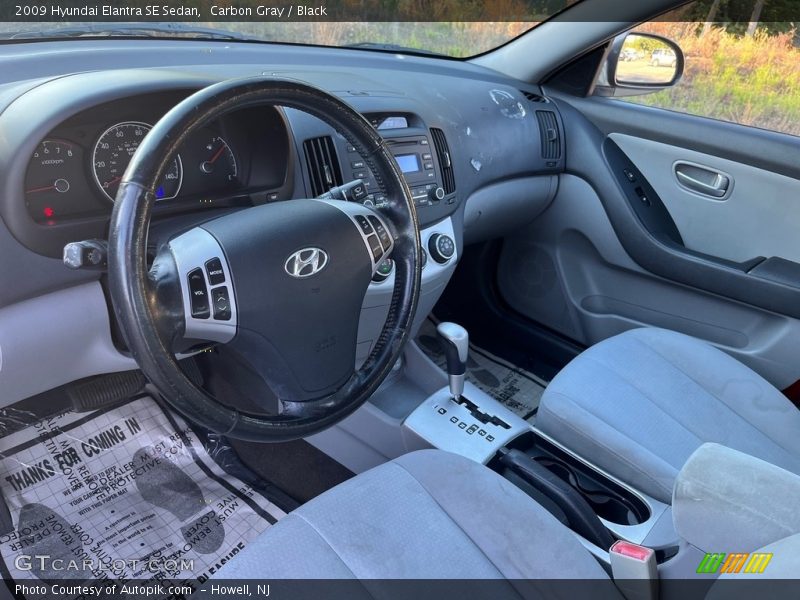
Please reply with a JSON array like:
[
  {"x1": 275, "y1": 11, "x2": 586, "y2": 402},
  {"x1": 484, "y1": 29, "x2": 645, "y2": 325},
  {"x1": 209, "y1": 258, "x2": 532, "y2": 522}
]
[
  {"x1": 218, "y1": 22, "x2": 539, "y2": 57},
  {"x1": 0, "y1": 19, "x2": 555, "y2": 58}
]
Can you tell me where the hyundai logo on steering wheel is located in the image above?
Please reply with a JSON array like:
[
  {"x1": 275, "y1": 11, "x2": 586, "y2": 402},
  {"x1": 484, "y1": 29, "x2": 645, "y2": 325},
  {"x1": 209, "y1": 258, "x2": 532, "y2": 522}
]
[{"x1": 284, "y1": 247, "x2": 329, "y2": 278}]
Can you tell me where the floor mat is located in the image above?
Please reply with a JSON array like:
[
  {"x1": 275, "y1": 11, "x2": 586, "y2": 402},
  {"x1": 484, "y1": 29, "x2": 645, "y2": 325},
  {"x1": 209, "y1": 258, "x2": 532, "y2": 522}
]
[
  {"x1": 416, "y1": 319, "x2": 547, "y2": 421},
  {"x1": 230, "y1": 438, "x2": 354, "y2": 504},
  {"x1": 0, "y1": 396, "x2": 285, "y2": 593}
]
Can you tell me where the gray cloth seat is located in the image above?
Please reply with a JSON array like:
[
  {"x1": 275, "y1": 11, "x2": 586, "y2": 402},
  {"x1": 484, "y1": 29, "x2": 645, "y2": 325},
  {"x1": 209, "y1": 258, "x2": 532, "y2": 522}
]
[
  {"x1": 537, "y1": 327, "x2": 800, "y2": 503},
  {"x1": 217, "y1": 449, "x2": 613, "y2": 581}
]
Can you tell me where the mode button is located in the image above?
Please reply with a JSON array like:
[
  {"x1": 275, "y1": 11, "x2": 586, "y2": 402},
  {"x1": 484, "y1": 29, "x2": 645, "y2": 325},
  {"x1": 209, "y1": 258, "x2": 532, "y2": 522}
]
[{"x1": 205, "y1": 258, "x2": 225, "y2": 285}]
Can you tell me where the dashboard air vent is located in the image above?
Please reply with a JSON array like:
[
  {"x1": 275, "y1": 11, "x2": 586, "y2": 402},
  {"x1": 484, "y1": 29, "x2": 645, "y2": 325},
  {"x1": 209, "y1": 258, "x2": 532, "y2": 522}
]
[
  {"x1": 430, "y1": 128, "x2": 455, "y2": 195},
  {"x1": 535, "y1": 110, "x2": 561, "y2": 160},
  {"x1": 303, "y1": 136, "x2": 342, "y2": 196},
  {"x1": 521, "y1": 90, "x2": 549, "y2": 103}
]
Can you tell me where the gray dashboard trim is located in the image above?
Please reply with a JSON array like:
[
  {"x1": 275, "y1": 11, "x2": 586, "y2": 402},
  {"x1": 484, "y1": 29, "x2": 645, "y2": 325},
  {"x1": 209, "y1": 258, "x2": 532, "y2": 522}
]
[
  {"x1": 463, "y1": 176, "x2": 558, "y2": 245},
  {"x1": 0, "y1": 281, "x2": 136, "y2": 408},
  {"x1": 0, "y1": 213, "x2": 98, "y2": 309},
  {"x1": 0, "y1": 39, "x2": 513, "y2": 88}
]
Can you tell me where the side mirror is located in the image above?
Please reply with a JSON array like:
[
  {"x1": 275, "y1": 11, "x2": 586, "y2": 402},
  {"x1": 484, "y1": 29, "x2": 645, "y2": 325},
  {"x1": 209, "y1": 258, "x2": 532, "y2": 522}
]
[{"x1": 597, "y1": 32, "x2": 684, "y2": 97}]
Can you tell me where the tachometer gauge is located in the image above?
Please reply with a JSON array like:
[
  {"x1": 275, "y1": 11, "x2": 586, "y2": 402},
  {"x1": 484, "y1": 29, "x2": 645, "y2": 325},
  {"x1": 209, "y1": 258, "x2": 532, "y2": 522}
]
[
  {"x1": 25, "y1": 139, "x2": 83, "y2": 221},
  {"x1": 92, "y1": 121, "x2": 183, "y2": 202}
]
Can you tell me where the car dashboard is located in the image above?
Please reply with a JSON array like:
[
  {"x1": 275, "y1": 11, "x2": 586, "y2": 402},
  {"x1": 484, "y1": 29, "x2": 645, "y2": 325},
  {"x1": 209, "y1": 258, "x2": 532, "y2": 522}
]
[{"x1": 0, "y1": 38, "x2": 565, "y2": 408}]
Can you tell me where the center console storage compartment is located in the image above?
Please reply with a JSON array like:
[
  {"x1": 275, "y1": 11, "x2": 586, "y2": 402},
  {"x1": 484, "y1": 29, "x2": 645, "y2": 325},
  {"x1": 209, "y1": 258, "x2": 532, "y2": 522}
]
[
  {"x1": 491, "y1": 431, "x2": 651, "y2": 545},
  {"x1": 532, "y1": 454, "x2": 648, "y2": 525}
]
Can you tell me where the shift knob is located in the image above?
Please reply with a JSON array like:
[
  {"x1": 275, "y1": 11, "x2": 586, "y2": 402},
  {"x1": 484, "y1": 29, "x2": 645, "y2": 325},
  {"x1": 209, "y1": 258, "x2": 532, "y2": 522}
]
[{"x1": 437, "y1": 322, "x2": 469, "y2": 400}]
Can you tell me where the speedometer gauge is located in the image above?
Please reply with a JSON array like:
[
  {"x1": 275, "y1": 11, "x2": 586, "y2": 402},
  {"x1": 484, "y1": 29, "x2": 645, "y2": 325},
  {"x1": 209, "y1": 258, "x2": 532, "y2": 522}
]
[{"x1": 92, "y1": 121, "x2": 183, "y2": 202}]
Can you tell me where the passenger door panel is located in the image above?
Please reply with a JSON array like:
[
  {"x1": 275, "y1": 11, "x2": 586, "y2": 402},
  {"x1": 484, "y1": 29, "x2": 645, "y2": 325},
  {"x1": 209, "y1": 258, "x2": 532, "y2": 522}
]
[
  {"x1": 609, "y1": 132, "x2": 800, "y2": 264},
  {"x1": 496, "y1": 96, "x2": 800, "y2": 388}
]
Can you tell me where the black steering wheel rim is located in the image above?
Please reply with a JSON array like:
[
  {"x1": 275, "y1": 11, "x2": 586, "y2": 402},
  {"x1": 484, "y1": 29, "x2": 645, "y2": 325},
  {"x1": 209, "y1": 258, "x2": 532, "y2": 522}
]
[{"x1": 108, "y1": 77, "x2": 421, "y2": 442}]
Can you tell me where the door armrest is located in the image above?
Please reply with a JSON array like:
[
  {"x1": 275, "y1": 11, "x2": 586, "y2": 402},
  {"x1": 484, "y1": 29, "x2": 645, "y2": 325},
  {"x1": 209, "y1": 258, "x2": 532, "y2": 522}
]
[{"x1": 748, "y1": 256, "x2": 800, "y2": 289}]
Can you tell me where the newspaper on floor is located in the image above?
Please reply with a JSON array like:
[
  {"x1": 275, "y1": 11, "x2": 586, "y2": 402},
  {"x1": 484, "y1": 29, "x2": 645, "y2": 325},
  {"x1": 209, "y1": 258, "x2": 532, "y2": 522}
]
[{"x1": 0, "y1": 396, "x2": 285, "y2": 598}]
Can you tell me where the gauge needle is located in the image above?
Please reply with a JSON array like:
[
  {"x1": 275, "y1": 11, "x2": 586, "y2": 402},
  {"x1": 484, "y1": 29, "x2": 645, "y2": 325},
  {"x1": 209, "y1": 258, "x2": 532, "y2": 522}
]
[
  {"x1": 207, "y1": 144, "x2": 226, "y2": 164},
  {"x1": 26, "y1": 184, "x2": 56, "y2": 194},
  {"x1": 103, "y1": 176, "x2": 122, "y2": 189},
  {"x1": 26, "y1": 178, "x2": 71, "y2": 194},
  {"x1": 200, "y1": 144, "x2": 227, "y2": 174}
]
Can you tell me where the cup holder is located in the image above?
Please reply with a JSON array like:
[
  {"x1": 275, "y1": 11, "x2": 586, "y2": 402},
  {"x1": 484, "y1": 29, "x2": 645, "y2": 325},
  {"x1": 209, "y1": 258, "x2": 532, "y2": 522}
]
[{"x1": 534, "y1": 457, "x2": 650, "y2": 526}]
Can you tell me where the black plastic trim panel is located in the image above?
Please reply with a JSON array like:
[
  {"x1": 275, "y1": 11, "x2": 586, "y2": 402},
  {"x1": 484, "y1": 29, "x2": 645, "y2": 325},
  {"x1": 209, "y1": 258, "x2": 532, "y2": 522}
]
[{"x1": 603, "y1": 139, "x2": 683, "y2": 247}]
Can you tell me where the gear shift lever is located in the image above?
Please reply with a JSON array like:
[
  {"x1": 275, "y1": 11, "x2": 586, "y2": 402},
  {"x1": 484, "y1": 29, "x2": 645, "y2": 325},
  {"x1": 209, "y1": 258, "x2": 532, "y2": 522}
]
[{"x1": 437, "y1": 322, "x2": 469, "y2": 401}]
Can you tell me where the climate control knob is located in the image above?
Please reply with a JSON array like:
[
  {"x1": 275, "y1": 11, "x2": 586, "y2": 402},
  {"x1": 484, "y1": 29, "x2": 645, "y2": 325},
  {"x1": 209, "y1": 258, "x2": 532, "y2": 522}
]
[
  {"x1": 428, "y1": 233, "x2": 455, "y2": 264},
  {"x1": 429, "y1": 186, "x2": 445, "y2": 202}
]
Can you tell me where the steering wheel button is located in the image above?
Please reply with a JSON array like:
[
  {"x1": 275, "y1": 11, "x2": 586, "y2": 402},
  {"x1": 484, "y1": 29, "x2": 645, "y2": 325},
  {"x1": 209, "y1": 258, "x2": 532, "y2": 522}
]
[
  {"x1": 187, "y1": 269, "x2": 210, "y2": 319},
  {"x1": 205, "y1": 257, "x2": 225, "y2": 285},
  {"x1": 367, "y1": 216, "x2": 392, "y2": 250},
  {"x1": 367, "y1": 234, "x2": 383, "y2": 262},
  {"x1": 354, "y1": 215, "x2": 374, "y2": 235},
  {"x1": 211, "y1": 286, "x2": 232, "y2": 321}
]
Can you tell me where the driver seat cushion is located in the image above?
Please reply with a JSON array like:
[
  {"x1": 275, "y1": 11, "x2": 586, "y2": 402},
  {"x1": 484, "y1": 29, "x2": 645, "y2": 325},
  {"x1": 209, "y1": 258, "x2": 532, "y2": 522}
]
[
  {"x1": 536, "y1": 327, "x2": 800, "y2": 503},
  {"x1": 216, "y1": 449, "x2": 613, "y2": 580}
]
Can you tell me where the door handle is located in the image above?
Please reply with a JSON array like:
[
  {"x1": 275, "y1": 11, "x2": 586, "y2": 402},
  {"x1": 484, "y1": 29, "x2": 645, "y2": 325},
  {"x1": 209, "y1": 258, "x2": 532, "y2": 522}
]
[{"x1": 674, "y1": 162, "x2": 731, "y2": 198}]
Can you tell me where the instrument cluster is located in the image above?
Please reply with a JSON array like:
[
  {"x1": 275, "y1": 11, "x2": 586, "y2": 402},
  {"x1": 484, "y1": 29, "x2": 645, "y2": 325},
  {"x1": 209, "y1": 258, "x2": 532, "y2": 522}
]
[{"x1": 23, "y1": 92, "x2": 290, "y2": 224}]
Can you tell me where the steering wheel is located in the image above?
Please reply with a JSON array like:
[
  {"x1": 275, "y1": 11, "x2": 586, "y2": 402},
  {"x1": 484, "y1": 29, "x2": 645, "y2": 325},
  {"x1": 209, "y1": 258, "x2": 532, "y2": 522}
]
[{"x1": 107, "y1": 77, "x2": 421, "y2": 442}]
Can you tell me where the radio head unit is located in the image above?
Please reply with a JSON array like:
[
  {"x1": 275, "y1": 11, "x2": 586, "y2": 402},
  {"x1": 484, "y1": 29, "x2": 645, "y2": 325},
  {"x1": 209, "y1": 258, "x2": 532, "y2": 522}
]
[{"x1": 343, "y1": 134, "x2": 446, "y2": 210}]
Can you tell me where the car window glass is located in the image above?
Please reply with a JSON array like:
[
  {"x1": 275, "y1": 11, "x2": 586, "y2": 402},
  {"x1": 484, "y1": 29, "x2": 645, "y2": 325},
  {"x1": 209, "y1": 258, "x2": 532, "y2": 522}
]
[{"x1": 620, "y1": 1, "x2": 799, "y2": 137}]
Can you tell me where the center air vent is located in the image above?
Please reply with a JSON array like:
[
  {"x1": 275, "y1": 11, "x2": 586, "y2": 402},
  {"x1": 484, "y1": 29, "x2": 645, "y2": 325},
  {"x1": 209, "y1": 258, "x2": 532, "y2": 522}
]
[
  {"x1": 430, "y1": 128, "x2": 455, "y2": 195},
  {"x1": 303, "y1": 136, "x2": 343, "y2": 197},
  {"x1": 535, "y1": 110, "x2": 562, "y2": 160}
]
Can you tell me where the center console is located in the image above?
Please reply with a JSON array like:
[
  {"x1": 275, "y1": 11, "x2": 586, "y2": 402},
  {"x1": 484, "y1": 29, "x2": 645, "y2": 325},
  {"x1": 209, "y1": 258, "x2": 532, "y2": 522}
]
[
  {"x1": 309, "y1": 318, "x2": 684, "y2": 577},
  {"x1": 400, "y1": 322, "x2": 679, "y2": 568}
]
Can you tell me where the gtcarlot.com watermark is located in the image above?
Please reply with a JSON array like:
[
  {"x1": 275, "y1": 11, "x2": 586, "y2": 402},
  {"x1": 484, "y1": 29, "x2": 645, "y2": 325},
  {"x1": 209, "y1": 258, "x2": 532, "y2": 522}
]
[
  {"x1": 15, "y1": 553, "x2": 194, "y2": 573},
  {"x1": 14, "y1": 554, "x2": 195, "y2": 596}
]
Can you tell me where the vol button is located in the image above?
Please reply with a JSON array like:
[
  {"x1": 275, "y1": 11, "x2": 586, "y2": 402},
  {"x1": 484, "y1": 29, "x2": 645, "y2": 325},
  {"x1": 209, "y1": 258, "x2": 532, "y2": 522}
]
[{"x1": 188, "y1": 269, "x2": 210, "y2": 319}]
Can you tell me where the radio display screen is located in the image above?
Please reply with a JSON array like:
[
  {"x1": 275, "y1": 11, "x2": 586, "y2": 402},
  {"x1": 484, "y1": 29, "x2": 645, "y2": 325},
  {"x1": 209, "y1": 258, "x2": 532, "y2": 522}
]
[{"x1": 395, "y1": 153, "x2": 421, "y2": 174}]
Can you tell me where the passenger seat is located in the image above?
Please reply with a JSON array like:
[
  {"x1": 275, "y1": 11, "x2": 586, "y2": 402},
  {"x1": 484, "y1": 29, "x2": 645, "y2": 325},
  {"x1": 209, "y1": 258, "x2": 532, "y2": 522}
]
[{"x1": 536, "y1": 327, "x2": 800, "y2": 503}]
